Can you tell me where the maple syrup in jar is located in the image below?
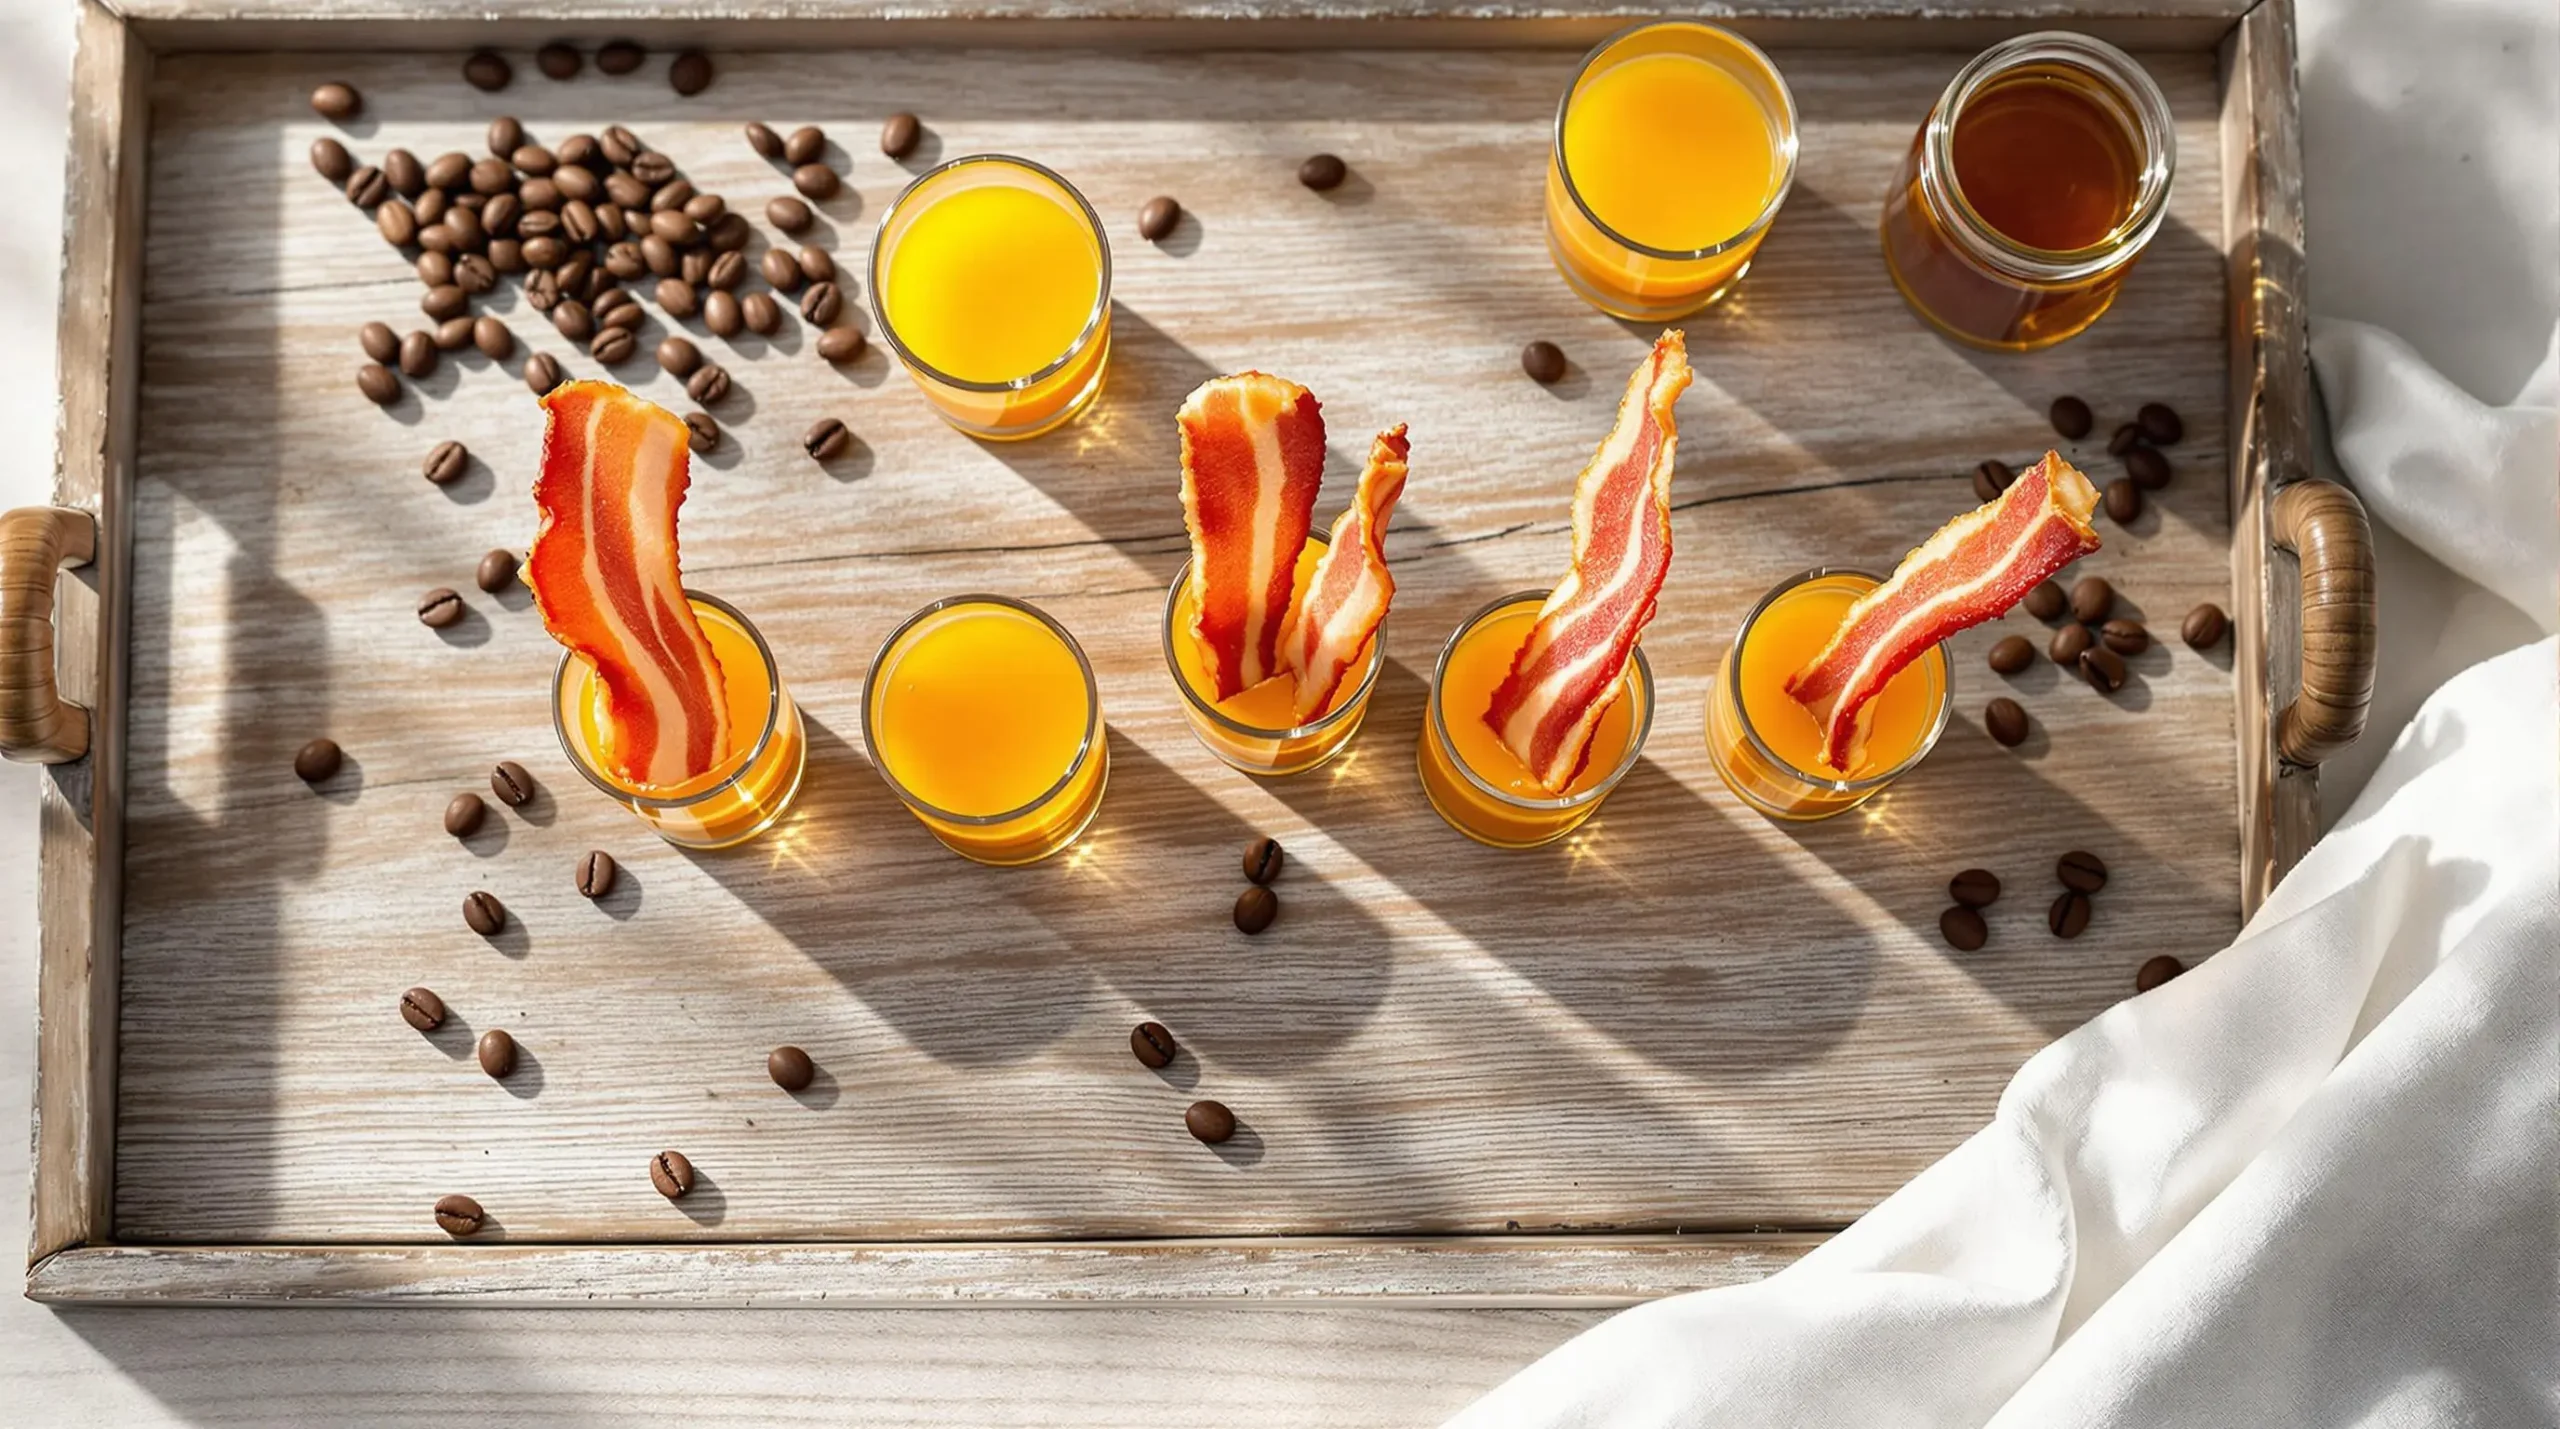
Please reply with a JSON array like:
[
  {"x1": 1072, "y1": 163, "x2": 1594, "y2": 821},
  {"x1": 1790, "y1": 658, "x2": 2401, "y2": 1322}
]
[{"x1": 1881, "y1": 33, "x2": 2173, "y2": 349}]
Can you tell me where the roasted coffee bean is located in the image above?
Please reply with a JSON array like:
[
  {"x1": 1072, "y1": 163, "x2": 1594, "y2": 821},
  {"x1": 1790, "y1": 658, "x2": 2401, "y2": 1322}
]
[
  {"x1": 559, "y1": 199, "x2": 598, "y2": 243},
  {"x1": 310, "y1": 81, "x2": 362, "y2": 120},
  {"x1": 416, "y1": 187, "x2": 453, "y2": 225},
  {"x1": 686, "y1": 362, "x2": 731, "y2": 403},
  {"x1": 799, "y1": 280, "x2": 842, "y2": 325},
  {"x1": 2069, "y1": 576, "x2": 2115, "y2": 625},
  {"x1": 707, "y1": 250, "x2": 746, "y2": 291},
  {"x1": 446, "y1": 206, "x2": 490, "y2": 254},
  {"x1": 477, "y1": 1026, "x2": 517, "y2": 1076},
  {"x1": 668, "y1": 50, "x2": 713, "y2": 96},
  {"x1": 2137, "y1": 401, "x2": 2183, "y2": 445},
  {"x1": 360, "y1": 321, "x2": 400, "y2": 363},
  {"x1": 743, "y1": 121, "x2": 784, "y2": 159},
  {"x1": 1298, "y1": 151, "x2": 1350, "y2": 191},
  {"x1": 401, "y1": 985, "x2": 448, "y2": 1032},
  {"x1": 656, "y1": 334, "x2": 701, "y2": 376},
  {"x1": 1243, "y1": 835, "x2": 1284, "y2": 885},
  {"x1": 1185, "y1": 1100, "x2": 1237, "y2": 1145},
  {"x1": 1521, "y1": 339, "x2": 1567, "y2": 385},
  {"x1": 703, "y1": 290, "x2": 744, "y2": 338},
  {"x1": 589, "y1": 325, "x2": 636, "y2": 364},
  {"x1": 553, "y1": 165, "x2": 599, "y2": 203},
  {"x1": 294, "y1": 736, "x2": 343, "y2": 783},
  {"x1": 463, "y1": 50, "x2": 512, "y2": 91},
  {"x1": 1137, "y1": 194, "x2": 1181, "y2": 241},
  {"x1": 435, "y1": 315, "x2": 476, "y2": 350},
  {"x1": 2125, "y1": 445, "x2": 2171, "y2": 491},
  {"x1": 444, "y1": 791, "x2": 487, "y2": 837},
  {"x1": 657, "y1": 276, "x2": 700, "y2": 318},
  {"x1": 1130, "y1": 1021, "x2": 1177, "y2": 1069},
  {"x1": 802, "y1": 416, "x2": 851, "y2": 462},
  {"x1": 1940, "y1": 904, "x2": 1988, "y2": 952},
  {"x1": 1950, "y1": 868, "x2": 2002, "y2": 907},
  {"x1": 1233, "y1": 884, "x2": 1278, "y2": 934},
  {"x1": 2049, "y1": 622, "x2": 2094, "y2": 666},
  {"x1": 344, "y1": 165, "x2": 389, "y2": 208},
  {"x1": 2135, "y1": 954, "x2": 2186, "y2": 992},
  {"x1": 1984, "y1": 696, "x2": 2029, "y2": 747},
  {"x1": 416, "y1": 249, "x2": 455, "y2": 286},
  {"x1": 475, "y1": 548, "x2": 518, "y2": 594},
  {"x1": 2048, "y1": 889, "x2": 2092, "y2": 939},
  {"x1": 640, "y1": 233, "x2": 678, "y2": 276},
  {"x1": 796, "y1": 244, "x2": 836, "y2": 284},
  {"x1": 651, "y1": 178, "x2": 697, "y2": 214},
  {"x1": 357, "y1": 362, "x2": 400, "y2": 404},
  {"x1": 603, "y1": 125, "x2": 646, "y2": 164},
  {"x1": 524, "y1": 352, "x2": 565, "y2": 395},
  {"x1": 2048, "y1": 394, "x2": 2093, "y2": 440},
  {"x1": 2107, "y1": 422, "x2": 2142, "y2": 456},
  {"x1": 521, "y1": 235, "x2": 567, "y2": 269},
  {"x1": 434, "y1": 1193, "x2": 485, "y2": 1236},
  {"x1": 816, "y1": 326, "x2": 867, "y2": 364},
  {"x1": 679, "y1": 249, "x2": 711, "y2": 286},
  {"x1": 2057, "y1": 849, "x2": 2108, "y2": 893},
  {"x1": 2100, "y1": 618, "x2": 2149, "y2": 655},
  {"x1": 487, "y1": 115, "x2": 525, "y2": 157},
  {"x1": 650, "y1": 208, "x2": 700, "y2": 247},
  {"x1": 454, "y1": 253, "x2": 497, "y2": 294},
  {"x1": 377, "y1": 199, "x2": 419, "y2": 247},
  {"x1": 596, "y1": 40, "x2": 644, "y2": 75},
  {"x1": 2181, "y1": 602, "x2": 2228, "y2": 650},
  {"x1": 766, "y1": 194, "x2": 813, "y2": 232},
  {"x1": 464, "y1": 891, "x2": 508, "y2": 939},
  {"x1": 650, "y1": 1149, "x2": 696, "y2": 1199},
  {"x1": 559, "y1": 250, "x2": 598, "y2": 295},
  {"x1": 2103, "y1": 477, "x2": 2142, "y2": 523},
  {"x1": 1988, "y1": 634, "x2": 2035, "y2": 675},
  {"x1": 383, "y1": 147, "x2": 425, "y2": 197},
  {"x1": 536, "y1": 41, "x2": 580, "y2": 79},
  {"x1": 633, "y1": 151, "x2": 678, "y2": 186},
  {"x1": 474, "y1": 316, "x2": 515, "y2": 360},
  {"x1": 489, "y1": 759, "x2": 535, "y2": 807},
  {"x1": 2078, "y1": 642, "x2": 2126, "y2": 692},
  {"x1": 576, "y1": 848, "x2": 618, "y2": 899},
  {"x1": 603, "y1": 240, "x2": 645, "y2": 279},
  {"x1": 311, "y1": 136, "x2": 355, "y2": 182},
  {"x1": 398, "y1": 329, "x2": 437, "y2": 378},
  {"x1": 424, "y1": 439, "x2": 470, "y2": 484},
  {"x1": 465, "y1": 156, "x2": 512, "y2": 197},
  {"x1": 418, "y1": 587, "x2": 464, "y2": 628},
  {"x1": 770, "y1": 123, "x2": 822, "y2": 165},
  {"x1": 881, "y1": 111, "x2": 922, "y2": 159},
  {"x1": 519, "y1": 175, "x2": 562, "y2": 211},
  {"x1": 2024, "y1": 578, "x2": 2068, "y2": 622},
  {"x1": 683, "y1": 410, "x2": 719, "y2": 454},
  {"x1": 740, "y1": 291, "x2": 782, "y2": 335},
  {"x1": 550, "y1": 298, "x2": 595, "y2": 343},
  {"x1": 792, "y1": 163, "x2": 840, "y2": 200},
  {"x1": 421, "y1": 151, "x2": 471, "y2": 194},
  {"x1": 557, "y1": 132, "x2": 601, "y2": 169},
  {"x1": 768, "y1": 1045, "x2": 815, "y2": 1091},
  {"x1": 1972, "y1": 458, "x2": 2015, "y2": 503}
]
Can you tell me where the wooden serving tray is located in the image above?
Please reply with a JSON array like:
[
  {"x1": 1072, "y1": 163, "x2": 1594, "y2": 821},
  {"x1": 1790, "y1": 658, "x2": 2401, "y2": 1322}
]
[{"x1": 25, "y1": 0, "x2": 2353, "y2": 1305}]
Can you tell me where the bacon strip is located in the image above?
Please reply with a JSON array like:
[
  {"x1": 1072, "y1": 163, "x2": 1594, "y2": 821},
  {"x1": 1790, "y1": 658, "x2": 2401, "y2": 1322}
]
[
  {"x1": 1788, "y1": 450, "x2": 2101, "y2": 772},
  {"x1": 1279, "y1": 425, "x2": 1410, "y2": 722},
  {"x1": 1484, "y1": 331, "x2": 1693, "y2": 793},
  {"x1": 526, "y1": 380, "x2": 733, "y2": 790},
  {"x1": 1177, "y1": 373, "x2": 1327, "y2": 700}
]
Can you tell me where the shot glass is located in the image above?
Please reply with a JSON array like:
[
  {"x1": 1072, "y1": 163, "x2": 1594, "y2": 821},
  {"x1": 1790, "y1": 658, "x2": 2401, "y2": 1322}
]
[{"x1": 1162, "y1": 533, "x2": 1384, "y2": 777}]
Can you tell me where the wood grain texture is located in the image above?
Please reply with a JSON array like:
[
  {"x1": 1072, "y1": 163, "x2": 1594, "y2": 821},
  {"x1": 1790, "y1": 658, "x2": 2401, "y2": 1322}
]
[{"x1": 70, "y1": 29, "x2": 2254, "y2": 1304}]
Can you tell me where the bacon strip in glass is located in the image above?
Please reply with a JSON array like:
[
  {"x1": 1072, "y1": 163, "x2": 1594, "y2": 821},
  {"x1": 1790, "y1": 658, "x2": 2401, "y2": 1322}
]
[
  {"x1": 1279, "y1": 424, "x2": 1410, "y2": 722},
  {"x1": 1177, "y1": 372, "x2": 1328, "y2": 700}
]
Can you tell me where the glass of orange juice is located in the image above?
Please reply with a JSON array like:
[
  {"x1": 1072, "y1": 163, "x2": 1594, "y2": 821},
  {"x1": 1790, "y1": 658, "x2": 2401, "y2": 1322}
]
[
  {"x1": 870, "y1": 155, "x2": 1112, "y2": 441},
  {"x1": 1706, "y1": 568, "x2": 1952, "y2": 820},
  {"x1": 1162, "y1": 532, "x2": 1384, "y2": 777},
  {"x1": 864, "y1": 595, "x2": 1108, "y2": 865},
  {"x1": 551, "y1": 592, "x2": 809, "y2": 849},
  {"x1": 1545, "y1": 21, "x2": 1798, "y2": 320},
  {"x1": 1416, "y1": 592, "x2": 1654, "y2": 848}
]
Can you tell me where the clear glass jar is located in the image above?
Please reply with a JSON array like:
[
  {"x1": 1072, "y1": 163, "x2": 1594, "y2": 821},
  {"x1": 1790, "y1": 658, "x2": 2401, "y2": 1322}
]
[{"x1": 1162, "y1": 534, "x2": 1384, "y2": 778}]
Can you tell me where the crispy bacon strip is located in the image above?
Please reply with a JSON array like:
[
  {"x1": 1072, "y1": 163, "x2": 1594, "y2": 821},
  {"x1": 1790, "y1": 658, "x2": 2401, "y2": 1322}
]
[
  {"x1": 526, "y1": 380, "x2": 733, "y2": 790},
  {"x1": 1484, "y1": 331, "x2": 1693, "y2": 793},
  {"x1": 1788, "y1": 450, "x2": 2102, "y2": 772},
  {"x1": 1279, "y1": 425, "x2": 1410, "y2": 722},
  {"x1": 1177, "y1": 372, "x2": 1327, "y2": 700}
]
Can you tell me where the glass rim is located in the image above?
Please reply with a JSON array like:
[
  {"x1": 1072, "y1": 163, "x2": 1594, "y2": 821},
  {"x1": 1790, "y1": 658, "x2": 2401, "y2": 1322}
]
[
  {"x1": 866, "y1": 153, "x2": 1113, "y2": 396},
  {"x1": 1428, "y1": 589, "x2": 1655, "y2": 814},
  {"x1": 550, "y1": 589, "x2": 785, "y2": 811},
  {"x1": 1919, "y1": 31, "x2": 2176, "y2": 282},
  {"x1": 859, "y1": 593, "x2": 1103, "y2": 828},
  {"x1": 1725, "y1": 566, "x2": 1953, "y2": 794},
  {"x1": 1549, "y1": 19, "x2": 1802, "y2": 265},
  {"x1": 1158, "y1": 532, "x2": 1385, "y2": 743}
]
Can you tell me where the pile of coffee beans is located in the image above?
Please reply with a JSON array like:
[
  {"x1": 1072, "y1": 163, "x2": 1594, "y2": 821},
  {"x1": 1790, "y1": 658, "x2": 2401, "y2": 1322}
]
[{"x1": 1972, "y1": 396, "x2": 2186, "y2": 526}]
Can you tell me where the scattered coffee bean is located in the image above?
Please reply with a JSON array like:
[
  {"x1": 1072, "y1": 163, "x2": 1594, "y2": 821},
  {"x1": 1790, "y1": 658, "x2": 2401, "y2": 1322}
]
[
  {"x1": 683, "y1": 410, "x2": 719, "y2": 454},
  {"x1": 2103, "y1": 477, "x2": 2142, "y2": 523},
  {"x1": 2048, "y1": 394, "x2": 2093, "y2": 440},
  {"x1": 464, "y1": 890, "x2": 508, "y2": 937},
  {"x1": 2069, "y1": 576, "x2": 2115, "y2": 625},
  {"x1": 740, "y1": 292, "x2": 782, "y2": 335},
  {"x1": 816, "y1": 327, "x2": 868, "y2": 364},
  {"x1": 1298, "y1": 152, "x2": 1349, "y2": 190},
  {"x1": 475, "y1": 549, "x2": 518, "y2": 595},
  {"x1": 474, "y1": 316, "x2": 514, "y2": 360},
  {"x1": 2100, "y1": 618, "x2": 2149, "y2": 655},
  {"x1": 398, "y1": 329, "x2": 437, "y2": 378},
  {"x1": 511, "y1": 143, "x2": 558, "y2": 179},
  {"x1": 1940, "y1": 904, "x2": 1988, "y2": 952},
  {"x1": 641, "y1": 336, "x2": 696, "y2": 380},
  {"x1": 463, "y1": 50, "x2": 512, "y2": 91},
  {"x1": 417, "y1": 587, "x2": 464, "y2": 628},
  {"x1": 525, "y1": 352, "x2": 565, "y2": 394},
  {"x1": 2135, "y1": 953, "x2": 2186, "y2": 992},
  {"x1": 401, "y1": 985, "x2": 448, "y2": 1032},
  {"x1": 765, "y1": 196, "x2": 813, "y2": 236},
  {"x1": 781, "y1": 124, "x2": 826, "y2": 165},
  {"x1": 377, "y1": 199, "x2": 419, "y2": 247},
  {"x1": 2057, "y1": 850, "x2": 2108, "y2": 893},
  {"x1": 1950, "y1": 868, "x2": 2001, "y2": 907},
  {"x1": 1185, "y1": 1100, "x2": 1237, "y2": 1145},
  {"x1": 2078, "y1": 642, "x2": 2126, "y2": 692},
  {"x1": 360, "y1": 321, "x2": 399, "y2": 363},
  {"x1": 576, "y1": 848, "x2": 618, "y2": 899},
  {"x1": 2108, "y1": 422, "x2": 2142, "y2": 456},
  {"x1": 477, "y1": 1027, "x2": 517, "y2": 1077},
  {"x1": 1987, "y1": 634, "x2": 2035, "y2": 675},
  {"x1": 490, "y1": 759, "x2": 535, "y2": 807},
  {"x1": 650, "y1": 1149, "x2": 696, "y2": 1199},
  {"x1": 1984, "y1": 696, "x2": 2029, "y2": 747},
  {"x1": 658, "y1": 276, "x2": 700, "y2": 318},
  {"x1": 1137, "y1": 195, "x2": 1181, "y2": 242},
  {"x1": 421, "y1": 283, "x2": 468, "y2": 321},
  {"x1": 590, "y1": 325, "x2": 637, "y2": 364},
  {"x1": 2048, "y1": 889, "x2": 2092, "y2": 939},
  {"x1": 2137, "y1": 401, "x2": 2183, "y2": 445},
  {"x1": 435, "y1": 315, "x2": 476, "y2": 350},
  {"x1": 2181, "y1": 602, "x2": 2229, "y2": 650},
  {"x1": 802, "y1": 417, "x2": 851, "y2": 462},
  {"x1": 1234, "y1": 884, "x2": 1278, "y2": 934},
  {"x1": 384, "y1": 147, "x2": 425, "y2": 197},
  {"x1": 357, "y1": 362, "x2": 399, "y2": 404},
  {"x1": 743, "y1": 121, "x2": 784, "y2": 159},
  {"x1": 433, "y1": 1193, "x2": 485, "y2": 1236},
  {"x1": 1243, "y1": 835, "x2": 1284, "y2": 885},
  {"x1": 1973, "y1": 458, "x2": 2014, "y2": 503},
  {"x1": 1521, "y1": 340, "x2": 1567, "y2": 385},
  {"x1": 486, "y1": 115, "x2": 524, "y2": 157},
  {"x1": 310, "y1": 81, "x2": 362, "y2": 120},
  {"x1": 445, "y1": 791, "x2": 487, "y2": 838},
  {"x1": 768, "y1": 1044, "x2": 815, "y2": 1091},
  {"x1": 344, "y1": 165, "x2": 389, "y2": 208},
  {"x1": 793, "y1": 162, "x2": 840, "y2": 200},
  {"x1": 704, "y1": 290, "x2": 743, "y2": 337},
  {"x1": 797, "y1": 245, "x2": 836, "y2": 284},
  {"x1": 424, "y1": 439, "x2": 469, "y2": 485},
  {"x1": 650, "y1": 208, "x2": 700, "y2": 246},
  {"x1": 686, "y1": 363, "x2": 731, "y2": 404},
  {"x1": 668, "y1": 50, "x2": 713, "y2": 96},
  {"x1": 293, "y1": 736, "x2": 343, "y2": 783},
  {"x1": 707, "y1": 250, "x2": 746, "y2": 291},
  {"x1": 311, "y1": 136, "x2": 355, "y2": 182},
  {"x1": 596, "y1": 40, "x2": 644, "y2": 75},
  {"x1": 2125, "y1": 446, "x2": 2171, "y2": 491},
  {"x1": 2049, "y1": 622, "x2": 2094, "y2": 666},
  {"x1": 536, "y1": 41, "x2": 580, "y2": 79},
  {"x1": 881, "y1": 111, "x2": 922, "y2": 159},
  {"x1": 2024, "y1": 579, "x2": 2068, "y2": 622},
  {"x1": 1130, "y1": 1021, "x2": 1178, "y2": 1069},
  {"x1": 606, "y1": 126, "x2": 648, "y2": 164},
  {"x1": 793, "y1": 281, "x2": 838, "y2": 327}
]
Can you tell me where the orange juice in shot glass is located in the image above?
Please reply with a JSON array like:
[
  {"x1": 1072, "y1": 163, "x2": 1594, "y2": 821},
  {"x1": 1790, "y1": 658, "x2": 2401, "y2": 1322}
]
[
  {"x1": 527, "y1": 382, "x2": 808, "y2": 850},
  {"x1": 1546, "y1": 22, "x2": 1799, "y2": 320}
]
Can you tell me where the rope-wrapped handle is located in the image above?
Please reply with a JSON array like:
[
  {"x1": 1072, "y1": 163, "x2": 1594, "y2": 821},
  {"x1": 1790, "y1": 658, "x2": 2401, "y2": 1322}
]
[
  {"x1": 0, "y1": 506, "x2": 97, "y2": 764},
  {"x1": 2271, "y1": 480, "x2": 2376, "y2": 768}
]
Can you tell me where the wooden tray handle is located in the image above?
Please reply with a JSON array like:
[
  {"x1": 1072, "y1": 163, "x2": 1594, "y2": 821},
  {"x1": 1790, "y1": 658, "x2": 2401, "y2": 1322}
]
[
  {"x1": 2271, "y1": 480, "x2": 2376, "y2": 768},
  {"x1": 0, "y1": 506, "x2": 98, "y2": 765}
]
